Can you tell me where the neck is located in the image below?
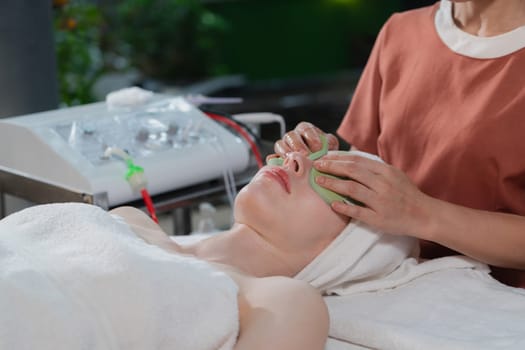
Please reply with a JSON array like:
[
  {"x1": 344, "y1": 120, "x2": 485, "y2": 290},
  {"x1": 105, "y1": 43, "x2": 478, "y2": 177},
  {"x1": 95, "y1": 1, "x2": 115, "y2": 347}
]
[
  {"x1": 183, "y1": 224, "x2": 303, "y2": 277},
  {"x1": 452, "y1": 0, "x2": 525, "y2": 36}
]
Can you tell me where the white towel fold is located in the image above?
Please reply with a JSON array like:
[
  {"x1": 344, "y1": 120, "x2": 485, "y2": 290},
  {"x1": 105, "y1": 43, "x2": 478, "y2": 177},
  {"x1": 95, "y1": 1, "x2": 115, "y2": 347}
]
[
  {"x1": 0, "y1": 203, "x2": 239, "y2": 350},
  {"x1": 325, "y1": 257, "x2": 525, "y2": 350},
  {"x1": 295, "y1": 221, "x2": 417, "y2": 295}
]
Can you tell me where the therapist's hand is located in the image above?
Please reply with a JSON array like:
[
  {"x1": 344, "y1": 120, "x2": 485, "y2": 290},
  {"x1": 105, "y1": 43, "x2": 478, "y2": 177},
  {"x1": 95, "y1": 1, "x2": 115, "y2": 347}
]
[
  {"x1": 313, "y1": 153, "x2": 433, "y2": 238},
  {"x1": 274, "y1": 122, "x2": 339, "y2": 156}
]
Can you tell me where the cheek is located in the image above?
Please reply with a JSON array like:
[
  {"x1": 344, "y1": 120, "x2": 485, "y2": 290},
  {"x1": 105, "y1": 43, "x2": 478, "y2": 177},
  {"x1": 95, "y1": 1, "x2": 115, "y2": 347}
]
[
  {"x1": 286, "y1": 189, "x2": 348, "y2": 248},
  {"x1": 293, "y1": 196, "x2": 336, "y2": 230}
]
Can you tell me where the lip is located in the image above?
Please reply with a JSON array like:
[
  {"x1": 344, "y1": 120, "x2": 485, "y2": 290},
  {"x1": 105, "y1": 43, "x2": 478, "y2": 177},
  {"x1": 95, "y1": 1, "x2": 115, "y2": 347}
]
[{"x1": 261, "y1": 167, "x2": 291, "y2": 193}]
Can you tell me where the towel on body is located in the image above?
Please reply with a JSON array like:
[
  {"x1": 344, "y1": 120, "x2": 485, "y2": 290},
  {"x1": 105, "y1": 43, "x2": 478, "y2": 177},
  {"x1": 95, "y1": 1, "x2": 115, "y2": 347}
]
[{"x1": 0, "y1": 203, "x2": 239, "y2": 350}]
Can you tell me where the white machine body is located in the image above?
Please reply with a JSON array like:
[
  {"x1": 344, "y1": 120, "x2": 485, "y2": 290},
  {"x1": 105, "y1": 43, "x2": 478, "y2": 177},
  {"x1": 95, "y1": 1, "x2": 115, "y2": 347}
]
[{"x1": 0, "y1": 97, "x2": 250, "y2": 206}]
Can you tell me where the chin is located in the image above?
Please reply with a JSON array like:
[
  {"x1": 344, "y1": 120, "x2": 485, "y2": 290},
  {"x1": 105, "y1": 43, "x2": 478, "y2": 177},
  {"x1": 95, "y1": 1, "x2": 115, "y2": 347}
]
[{"x1": 233, "y1": 187, "x2": 275, "y2": 229}]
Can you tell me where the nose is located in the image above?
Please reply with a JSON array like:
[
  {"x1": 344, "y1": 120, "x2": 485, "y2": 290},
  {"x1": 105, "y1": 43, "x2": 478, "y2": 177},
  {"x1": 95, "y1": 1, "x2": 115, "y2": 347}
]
[{"x1": 283, "y1": 152, "x2": 310, "y2": 177}]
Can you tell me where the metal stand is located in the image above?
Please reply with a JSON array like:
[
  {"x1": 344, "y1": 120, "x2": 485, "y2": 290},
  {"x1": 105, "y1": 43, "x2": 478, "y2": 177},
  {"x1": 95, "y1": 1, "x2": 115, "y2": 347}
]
[
  {"x1": 0, "y1": 165, "x2": 256, "y2": 234},
  {"x1": 0, "y1": 167, "x2": 109, "y2": 219},
  {"x1": 172, "y1": 207, "x2": 193, "y2": 235},
  {"x1": 0, "y1": 192, "x2": 4, "y2": 218}
]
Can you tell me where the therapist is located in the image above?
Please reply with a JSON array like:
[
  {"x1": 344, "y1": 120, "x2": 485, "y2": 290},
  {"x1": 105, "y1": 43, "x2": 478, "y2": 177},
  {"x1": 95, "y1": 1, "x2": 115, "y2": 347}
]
[{"x1": 273, "y1": 0, "x2": 525, "y2": 287}]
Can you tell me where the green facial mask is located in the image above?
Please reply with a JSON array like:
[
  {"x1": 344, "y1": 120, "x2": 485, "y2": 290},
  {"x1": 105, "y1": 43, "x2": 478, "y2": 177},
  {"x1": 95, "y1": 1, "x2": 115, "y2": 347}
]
[{"x1": 266, "y1": 135, "x2": 361, "y2": 206}]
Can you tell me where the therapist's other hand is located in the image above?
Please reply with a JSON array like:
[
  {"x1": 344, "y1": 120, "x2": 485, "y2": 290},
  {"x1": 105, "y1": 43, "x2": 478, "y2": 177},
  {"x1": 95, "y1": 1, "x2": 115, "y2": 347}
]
[
  {"x1": 313, "y1": 153, "x2": 432, "y2": 238},
  {"x1": 274, "y1": 122, "x2": 339, "y2": 156}
]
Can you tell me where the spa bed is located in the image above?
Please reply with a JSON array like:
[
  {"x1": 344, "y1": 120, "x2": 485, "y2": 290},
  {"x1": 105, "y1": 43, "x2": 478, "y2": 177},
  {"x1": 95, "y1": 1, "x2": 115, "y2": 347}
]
[{"x1": 322, "y1": 261, "x2": 525, "y2": 350}]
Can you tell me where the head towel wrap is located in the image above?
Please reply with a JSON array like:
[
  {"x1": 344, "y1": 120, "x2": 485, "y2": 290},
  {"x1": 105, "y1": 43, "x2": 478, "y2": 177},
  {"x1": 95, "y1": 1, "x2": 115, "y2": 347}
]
[{"x1": 295, "y1": 220, "x2": 417, "y2": 295}]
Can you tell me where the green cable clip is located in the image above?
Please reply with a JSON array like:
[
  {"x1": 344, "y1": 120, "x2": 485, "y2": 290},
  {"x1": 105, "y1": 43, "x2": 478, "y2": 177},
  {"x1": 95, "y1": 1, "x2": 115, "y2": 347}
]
[
  {"x1": 124, "y1": 158, "x2": 147, "y2": 192},
  {"x1": 104, "y1": 147, "x2": 147, "y2": 192},
  {"x1": 125, "y1": 158, "x2": 144, "y2": 180}
]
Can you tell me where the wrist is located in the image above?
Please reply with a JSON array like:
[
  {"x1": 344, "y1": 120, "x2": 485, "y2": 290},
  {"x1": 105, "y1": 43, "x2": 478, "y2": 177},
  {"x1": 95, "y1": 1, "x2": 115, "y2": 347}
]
[{"x1": 408, "y1": 193, "x2": 440, "y2": 241}]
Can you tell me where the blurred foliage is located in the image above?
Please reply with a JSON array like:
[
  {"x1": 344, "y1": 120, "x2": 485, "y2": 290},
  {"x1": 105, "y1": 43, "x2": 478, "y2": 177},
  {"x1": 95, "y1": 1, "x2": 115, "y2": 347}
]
[
  {"x1": 53, "y1": 0, "x2": 104, "y2": 106},
  {"x1": 52, "y1": 0, "x2": 411, "y2": 105},
  {"x1": 104, "y1": 0, "x2": 229, "y2": 83},
  {"x1": 53, "y1": 0, "x2": 228, "y2": 105}
]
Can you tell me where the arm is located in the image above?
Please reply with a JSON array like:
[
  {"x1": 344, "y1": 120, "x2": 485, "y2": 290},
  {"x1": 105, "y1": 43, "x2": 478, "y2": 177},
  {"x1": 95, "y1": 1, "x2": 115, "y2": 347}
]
[
  {"x1": 313, "y1": 154, "x2": 525, "y2": 269},
  {"x1": 419, "y1": 197, "x2": 525, "y2": 269},
  {"x1": 235, "y1": 276, "x2": 329, "y2": 350}
]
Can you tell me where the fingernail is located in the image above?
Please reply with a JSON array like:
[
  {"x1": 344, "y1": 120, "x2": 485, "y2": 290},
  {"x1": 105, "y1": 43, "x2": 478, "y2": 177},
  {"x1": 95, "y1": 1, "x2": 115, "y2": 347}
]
[
  {"x1": 315, "y1": 176, "x2": 325, "y2": 184},
  {"x1": 314, "y1": 160, "x2": 324, "y2": 168}
]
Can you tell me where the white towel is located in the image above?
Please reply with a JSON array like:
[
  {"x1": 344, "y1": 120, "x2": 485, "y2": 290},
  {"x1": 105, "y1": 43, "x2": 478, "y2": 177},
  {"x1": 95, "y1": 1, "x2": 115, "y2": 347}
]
[
  {"x1": 306, "y1": 220, "x2": 525, "y2": 349},
  {"x1": 325, "y1": 257, "x2": 525, "y2": 350},
  {"x1": 0, "y1": 203, "x2": 239, "y2": 350},
  {"x1": 295, "y1": 221, "x2": 417, "y2": 295}
]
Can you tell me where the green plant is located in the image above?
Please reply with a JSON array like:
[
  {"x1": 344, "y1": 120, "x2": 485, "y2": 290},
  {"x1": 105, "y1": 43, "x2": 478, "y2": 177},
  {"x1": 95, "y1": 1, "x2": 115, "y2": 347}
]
[
  {"x1": 109, "y1": 0, "x2": 229, "y2": 82},
  {"x1": 53, "y1": 0, "x2": 105, "y2": 106}
]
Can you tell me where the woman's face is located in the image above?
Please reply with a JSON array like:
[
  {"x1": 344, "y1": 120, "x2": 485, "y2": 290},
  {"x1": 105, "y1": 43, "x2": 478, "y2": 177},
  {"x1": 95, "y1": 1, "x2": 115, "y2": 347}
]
[{"x1": 234, "y1": 151, "x2": 349, "y2": 257}]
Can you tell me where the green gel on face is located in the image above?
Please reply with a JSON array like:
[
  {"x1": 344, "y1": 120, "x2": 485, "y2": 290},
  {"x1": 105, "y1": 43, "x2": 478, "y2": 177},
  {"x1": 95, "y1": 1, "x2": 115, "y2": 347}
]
[
  {"x1": 266, "y1": 134, "x2": 361, "y2": 206},
  {"x1": 267, "y1": 157, "x2": 284, "y2": 166}
]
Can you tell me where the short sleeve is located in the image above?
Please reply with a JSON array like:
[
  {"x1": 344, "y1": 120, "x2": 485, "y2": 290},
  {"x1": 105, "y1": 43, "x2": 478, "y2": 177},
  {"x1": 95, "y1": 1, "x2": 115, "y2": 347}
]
[{"x1": 337, "y1": 18, "x2": 389, "y2": 154}]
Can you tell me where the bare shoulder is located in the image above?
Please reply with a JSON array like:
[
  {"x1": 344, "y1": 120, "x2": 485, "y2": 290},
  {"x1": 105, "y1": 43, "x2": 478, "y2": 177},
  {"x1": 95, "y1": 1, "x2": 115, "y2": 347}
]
[
  {"x1": 235, "y1": 276, "x2": 329, "y2": 350},
  {"x1": 109, "y1": 206, "x2": 159, "y2": 230},
  {"x1": 109, "y1": 206, "x2": 183, "y2": 253}
]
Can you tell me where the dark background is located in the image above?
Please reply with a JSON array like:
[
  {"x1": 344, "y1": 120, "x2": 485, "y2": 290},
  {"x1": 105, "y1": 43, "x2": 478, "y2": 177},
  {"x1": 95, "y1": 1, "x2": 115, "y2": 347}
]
[
  {"x1": 196, "y1": 0, "x2": 437, "y2": 142},
  {"x1": 0, "y1": 0, "x2": 436, "y2": 136}
]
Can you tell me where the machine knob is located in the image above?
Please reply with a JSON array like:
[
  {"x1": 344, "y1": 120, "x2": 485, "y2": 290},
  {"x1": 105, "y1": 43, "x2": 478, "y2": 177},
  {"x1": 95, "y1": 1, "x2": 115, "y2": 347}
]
[
  {"x1": 167, "y1": 122, "x2": 179, "y2": 136},
  {"x1": 136, "y1": 128, "x2": 149, "y2": 142}
]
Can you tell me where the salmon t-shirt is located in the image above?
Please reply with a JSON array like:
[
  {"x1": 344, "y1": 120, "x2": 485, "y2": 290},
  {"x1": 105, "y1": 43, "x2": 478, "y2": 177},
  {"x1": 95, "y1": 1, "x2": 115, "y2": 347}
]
[{"x1": 337, "y1": 1, "x2": 525, "y2": 287}]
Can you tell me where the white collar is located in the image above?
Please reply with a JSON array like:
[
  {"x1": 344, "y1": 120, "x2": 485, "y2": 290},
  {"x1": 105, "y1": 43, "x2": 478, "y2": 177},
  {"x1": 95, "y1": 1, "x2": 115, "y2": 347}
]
[{"x1": 435, "y1": 0, "x2": 525, "y2": 59}]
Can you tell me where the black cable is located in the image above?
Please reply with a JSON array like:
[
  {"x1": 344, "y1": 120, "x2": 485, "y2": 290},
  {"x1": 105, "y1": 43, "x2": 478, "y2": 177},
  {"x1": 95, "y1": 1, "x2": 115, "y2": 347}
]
[{"x1": 198, "y1": 106, "x2": 261, "y2": 145}]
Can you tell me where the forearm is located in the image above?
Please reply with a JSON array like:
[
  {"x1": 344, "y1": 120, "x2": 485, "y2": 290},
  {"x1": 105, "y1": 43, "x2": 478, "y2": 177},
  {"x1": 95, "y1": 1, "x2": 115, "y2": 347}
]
[{"x1": 420, "y1": 196, "x2": 525, "y2": 269}]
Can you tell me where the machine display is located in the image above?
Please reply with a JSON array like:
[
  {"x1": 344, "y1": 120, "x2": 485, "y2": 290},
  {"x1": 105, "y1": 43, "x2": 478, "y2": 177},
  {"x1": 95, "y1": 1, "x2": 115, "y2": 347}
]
[{"x1": 0, "y1": 97, "x2": 250, "y2": 207}]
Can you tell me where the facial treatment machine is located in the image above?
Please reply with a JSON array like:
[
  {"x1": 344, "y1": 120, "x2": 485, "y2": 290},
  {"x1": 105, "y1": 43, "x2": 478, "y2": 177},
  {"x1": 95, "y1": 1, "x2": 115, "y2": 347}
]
[{"x1": 0, "y1": 96, "x2": 251, "y2": 212}]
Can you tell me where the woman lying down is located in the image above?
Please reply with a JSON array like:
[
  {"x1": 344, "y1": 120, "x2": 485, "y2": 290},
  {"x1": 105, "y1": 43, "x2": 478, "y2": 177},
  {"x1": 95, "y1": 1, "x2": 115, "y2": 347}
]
[{"x1": 0, "y1": 149, "x2": 415, "y2": 350}]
